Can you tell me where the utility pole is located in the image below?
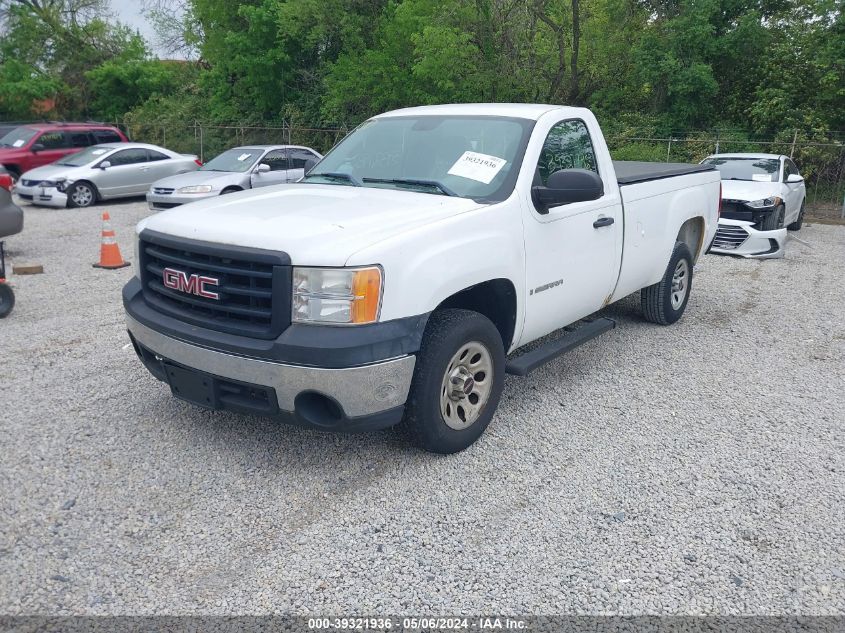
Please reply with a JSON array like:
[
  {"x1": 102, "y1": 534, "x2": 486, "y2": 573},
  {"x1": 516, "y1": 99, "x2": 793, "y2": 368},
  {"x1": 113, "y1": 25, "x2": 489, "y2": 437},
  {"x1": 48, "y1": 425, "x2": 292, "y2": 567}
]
[{"x1": 790, "y1": 130, "x2": 798, "y2": 158}]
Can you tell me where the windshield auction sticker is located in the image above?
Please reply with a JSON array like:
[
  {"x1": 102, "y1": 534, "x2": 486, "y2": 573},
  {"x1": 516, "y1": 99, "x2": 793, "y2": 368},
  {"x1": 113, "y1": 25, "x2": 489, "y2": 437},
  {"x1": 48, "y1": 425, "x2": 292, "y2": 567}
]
[{"x1": 448, "y1": 151, "x2": 507, "y2": 184}]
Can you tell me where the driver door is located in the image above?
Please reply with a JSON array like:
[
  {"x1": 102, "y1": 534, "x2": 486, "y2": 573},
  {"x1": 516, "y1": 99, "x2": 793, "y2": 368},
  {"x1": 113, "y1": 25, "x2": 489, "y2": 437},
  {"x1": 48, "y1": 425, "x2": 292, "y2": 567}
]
[
  {"x1": 519, "y1": 119, "x2": 623, "y2": 344},
  {"x1": 250, "y1": 149, "x2": 289, "y2": 188}
]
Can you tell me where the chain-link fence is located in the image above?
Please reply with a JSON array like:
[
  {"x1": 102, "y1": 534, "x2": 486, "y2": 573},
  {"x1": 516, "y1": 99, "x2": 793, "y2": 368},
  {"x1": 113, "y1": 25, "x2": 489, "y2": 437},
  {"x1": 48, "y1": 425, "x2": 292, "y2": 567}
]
[{"x1": 117, "y1": 120, "x2": 845, "y2": 220}]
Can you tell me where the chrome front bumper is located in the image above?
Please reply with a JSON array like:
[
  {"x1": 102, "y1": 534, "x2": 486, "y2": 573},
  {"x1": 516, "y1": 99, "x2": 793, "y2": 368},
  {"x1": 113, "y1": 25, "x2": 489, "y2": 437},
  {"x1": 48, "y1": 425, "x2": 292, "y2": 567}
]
[
  {"x1": 126, "y1": 314, "x2": 416, "y2": 420},
  {"x1": 710, "y1": 219, "x2": 786, "y2": 259}
]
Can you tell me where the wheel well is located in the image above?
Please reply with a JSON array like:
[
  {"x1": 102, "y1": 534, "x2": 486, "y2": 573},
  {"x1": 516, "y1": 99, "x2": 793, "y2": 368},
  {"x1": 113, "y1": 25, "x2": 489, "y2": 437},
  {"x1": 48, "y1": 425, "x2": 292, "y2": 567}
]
[
  {"x1": 221, "y1": 186, "x2": 242, "y2": 194},
  {"x1": 434, "y1": 279, "x2": 517, "y2": 350},
  {"x1": 5, "y1": 165, "x2": 20, "y2": 178},
  {"x1": 677, "y1": 217, "x2": 705, "y2": 262}
]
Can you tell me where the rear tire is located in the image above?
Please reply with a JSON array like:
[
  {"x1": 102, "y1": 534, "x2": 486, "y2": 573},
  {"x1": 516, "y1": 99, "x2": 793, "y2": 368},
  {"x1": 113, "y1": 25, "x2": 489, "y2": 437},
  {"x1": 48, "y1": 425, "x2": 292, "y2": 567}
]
[
  {"x1": 0, "y1": 284, "x2": 15, "y2": 318},
  {"x1": 787, "y1": 201, "x2": 805, "y2": 231},
  {"x1": 403, "y1": 309, "x2": 505, "y2": 454},
  {"x1": 641, "y1": 241, "x2": 693, "y2": 326},
  {"x1": 67, "y1": 182, "x2": 96, "y2": 208}
]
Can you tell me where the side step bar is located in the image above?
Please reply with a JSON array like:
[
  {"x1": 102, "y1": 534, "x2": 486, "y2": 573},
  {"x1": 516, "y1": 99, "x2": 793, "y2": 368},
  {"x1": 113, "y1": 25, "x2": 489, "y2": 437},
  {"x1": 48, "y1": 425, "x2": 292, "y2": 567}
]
[{"x1": 505, "y1": 317, "x2": 616, "y2": 377}]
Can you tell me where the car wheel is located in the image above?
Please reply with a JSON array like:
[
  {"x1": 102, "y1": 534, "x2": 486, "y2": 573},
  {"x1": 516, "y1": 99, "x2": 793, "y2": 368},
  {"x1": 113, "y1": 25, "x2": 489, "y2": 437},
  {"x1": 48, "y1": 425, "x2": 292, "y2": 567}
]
[
  {"x1": 761, "y1": 203, "x2": 785, "y2": 231},
  {"x1": 787, "y1": 201, "x2": 805, "y2": 231},
  {"x1": 67, "y1": 182, "x2": 96, "y2": 208},
  {"x1": 403, "y1": 309, "x2": 505, "y2": 454},
  {"x1": 641, "y1": 241, "x2": 693, "y2": 326},
  {"x1": 0, "y1": 283, "x2": 15, "y2": 318}
]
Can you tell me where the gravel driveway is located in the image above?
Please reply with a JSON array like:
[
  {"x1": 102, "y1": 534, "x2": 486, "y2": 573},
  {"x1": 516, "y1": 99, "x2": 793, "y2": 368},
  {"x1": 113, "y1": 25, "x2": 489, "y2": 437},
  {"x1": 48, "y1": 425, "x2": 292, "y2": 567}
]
[{"x1": 1, "y1": 198, "x2": 843, "y2": 616}]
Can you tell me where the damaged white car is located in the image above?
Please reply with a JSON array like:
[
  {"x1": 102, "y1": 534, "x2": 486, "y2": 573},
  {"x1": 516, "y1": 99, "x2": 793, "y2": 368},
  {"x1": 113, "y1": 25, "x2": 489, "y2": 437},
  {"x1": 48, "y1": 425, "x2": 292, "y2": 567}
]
[{"x1": 702, "y1": 153, "x2": 806, "y2": 258}]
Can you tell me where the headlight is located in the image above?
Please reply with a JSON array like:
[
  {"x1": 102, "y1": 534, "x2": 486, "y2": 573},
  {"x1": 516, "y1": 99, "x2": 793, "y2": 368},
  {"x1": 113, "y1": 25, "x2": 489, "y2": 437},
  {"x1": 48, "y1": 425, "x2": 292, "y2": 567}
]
[
  {"x1": 746, "y1": 196, "x2": 781, "y2": 209},
  {"x1": 292, "y1": 266, "x2": 382, "y2": 324},
  {"x1": 177, "y1": 185, "x2": 213, "y2": 194}
]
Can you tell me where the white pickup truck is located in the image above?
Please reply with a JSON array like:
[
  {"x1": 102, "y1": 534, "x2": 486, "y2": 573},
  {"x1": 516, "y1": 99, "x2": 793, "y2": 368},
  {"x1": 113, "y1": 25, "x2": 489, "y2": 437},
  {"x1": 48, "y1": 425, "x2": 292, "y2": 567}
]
[{"x1": 123, "y1": 104, "x2": 720, "y2": 453}]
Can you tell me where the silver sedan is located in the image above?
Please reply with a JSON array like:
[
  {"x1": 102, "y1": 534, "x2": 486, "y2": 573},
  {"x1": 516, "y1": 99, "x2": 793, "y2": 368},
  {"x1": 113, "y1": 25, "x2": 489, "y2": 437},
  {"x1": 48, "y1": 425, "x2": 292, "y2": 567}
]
[
  {"x1": 16, "y1": 143, "x2": 200, "y2": 208},
  {"x1": 146, "y1": 145, "x2": 322, "y2": 211}
]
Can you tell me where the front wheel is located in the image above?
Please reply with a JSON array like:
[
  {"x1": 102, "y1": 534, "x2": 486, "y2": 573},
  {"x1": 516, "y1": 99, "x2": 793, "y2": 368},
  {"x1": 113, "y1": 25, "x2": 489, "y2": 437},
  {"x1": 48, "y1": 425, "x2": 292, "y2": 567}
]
[
  {"x1": 761, "y1": 204, "x2": 785, "y2": 231},
  {"x1": 67, "y1": 182, "x2": 96, "y2": 208},
  {"x1": 403, "y1": 309, "x2": 505, "y2": 454},
  {"x1": 0, "y1": 283, "x2": 15, "y2": 318},
  {"x1": 641, "y1": 241, "x2": 694, "y2": 325},
  {"x1": 787, "y1": 201, "x2": 805, "y2": 231}
]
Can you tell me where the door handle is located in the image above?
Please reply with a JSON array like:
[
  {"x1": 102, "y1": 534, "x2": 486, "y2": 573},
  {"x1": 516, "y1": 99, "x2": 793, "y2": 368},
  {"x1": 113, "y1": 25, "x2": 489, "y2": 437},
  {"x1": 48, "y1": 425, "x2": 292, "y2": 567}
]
[{"x1": 593, "y1": 216, "x2": 615, "y2": 228}]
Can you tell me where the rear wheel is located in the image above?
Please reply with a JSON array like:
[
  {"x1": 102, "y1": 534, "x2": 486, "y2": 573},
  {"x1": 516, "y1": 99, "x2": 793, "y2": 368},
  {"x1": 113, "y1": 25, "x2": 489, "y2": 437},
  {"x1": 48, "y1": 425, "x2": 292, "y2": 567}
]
[
  {"x1": 641, "y1": 241, "x2": 693, "y2": 325},
  {"x1": 787, "y1": 201, "x2": 805, "y2": 231},
  {"x1": 67, "y1": 182, "x2": 96, "y2": 208},
  {"x1": 403, "y1": 309, "x2": 505, "y2": 454},
  {"x1": 0, "y1": 284, "x2": 15, "y2": 318}
]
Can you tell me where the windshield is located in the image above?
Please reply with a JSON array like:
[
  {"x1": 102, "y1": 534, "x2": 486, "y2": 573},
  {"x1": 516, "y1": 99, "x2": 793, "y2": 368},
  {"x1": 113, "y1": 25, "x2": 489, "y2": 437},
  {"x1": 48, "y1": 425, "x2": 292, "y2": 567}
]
[
  {"x1": 702, "y1": 157, "x2": 780, "y2": 182},
  {"x1": 303, "y1": 115, "x2": 534, "y2": 201},
  {"x1": 0, "y1": 126, "x2": 38, "y2": 149},
  {"x1": 56, "y1": 145, "x2": 115, "y2": 166},
  {"x1": 200, "y1": 148, "x2": 263, "y2": 173}
]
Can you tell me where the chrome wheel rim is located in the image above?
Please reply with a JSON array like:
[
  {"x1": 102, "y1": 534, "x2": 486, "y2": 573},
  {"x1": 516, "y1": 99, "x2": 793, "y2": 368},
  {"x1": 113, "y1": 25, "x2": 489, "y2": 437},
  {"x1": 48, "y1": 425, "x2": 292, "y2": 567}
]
[
  {"x1": 440, "y1": 340, "x2": 493, "y2": 430},
  {"x1": 72, "y1": 185, "x2": 93, "y2": 206},
  {"x1": 670, "y1": 259, "x2": 689, "y2": 310}
]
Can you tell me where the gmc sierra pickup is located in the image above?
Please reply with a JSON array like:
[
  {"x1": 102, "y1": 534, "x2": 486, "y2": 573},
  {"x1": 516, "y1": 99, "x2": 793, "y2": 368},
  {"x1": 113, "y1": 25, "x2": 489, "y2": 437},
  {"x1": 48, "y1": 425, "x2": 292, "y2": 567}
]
[{"x1": 123, "y1": 104, "x2": 720, "y2": 453}]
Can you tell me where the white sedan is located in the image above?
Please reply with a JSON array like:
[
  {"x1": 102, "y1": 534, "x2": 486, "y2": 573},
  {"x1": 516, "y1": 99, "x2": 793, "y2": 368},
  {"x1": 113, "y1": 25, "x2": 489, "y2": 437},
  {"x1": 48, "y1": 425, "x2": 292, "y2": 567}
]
[
  {"x1": 702, "y1": 153, "x2": 806, "y2": 258},
  {"x1": 15, "y1": 143, "x2": 200, "y2": 208}
]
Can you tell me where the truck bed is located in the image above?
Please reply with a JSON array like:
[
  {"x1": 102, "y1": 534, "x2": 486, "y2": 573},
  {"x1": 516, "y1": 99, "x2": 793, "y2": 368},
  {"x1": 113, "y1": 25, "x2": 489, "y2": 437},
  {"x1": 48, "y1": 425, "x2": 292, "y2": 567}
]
[{"x1": 613, "y1": 161, "x2": 715, "y2": 185}]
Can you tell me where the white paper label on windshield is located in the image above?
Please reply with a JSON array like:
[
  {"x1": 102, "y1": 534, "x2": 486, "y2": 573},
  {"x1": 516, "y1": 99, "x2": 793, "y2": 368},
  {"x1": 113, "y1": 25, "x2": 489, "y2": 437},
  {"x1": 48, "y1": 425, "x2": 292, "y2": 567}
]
[
  {"x1": 447, "y1": 151, "x2": 507, "y2": 184},
  {"x1": 238, "y1": 153, "x2": 252, "y2": 162},
  {"x1": 751, "y1": 174, "x2": 772, "y2": 182},
  {"x1": 12, "y1": 140, "x2": 25, "y2": 148}
]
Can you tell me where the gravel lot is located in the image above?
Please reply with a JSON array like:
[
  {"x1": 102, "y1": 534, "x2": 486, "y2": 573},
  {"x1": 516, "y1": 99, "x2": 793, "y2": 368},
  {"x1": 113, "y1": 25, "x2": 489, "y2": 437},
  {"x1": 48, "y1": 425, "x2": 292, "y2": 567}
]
[{"x1": 1, "y1": 197, "x2": 843, "y2": 616}]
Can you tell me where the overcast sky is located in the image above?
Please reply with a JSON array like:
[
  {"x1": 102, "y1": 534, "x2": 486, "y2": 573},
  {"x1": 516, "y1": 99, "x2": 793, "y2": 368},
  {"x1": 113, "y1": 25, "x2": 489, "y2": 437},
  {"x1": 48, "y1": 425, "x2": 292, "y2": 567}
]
[{"x1": 109, "y1": 0, "x2": 161, "y2": 55}]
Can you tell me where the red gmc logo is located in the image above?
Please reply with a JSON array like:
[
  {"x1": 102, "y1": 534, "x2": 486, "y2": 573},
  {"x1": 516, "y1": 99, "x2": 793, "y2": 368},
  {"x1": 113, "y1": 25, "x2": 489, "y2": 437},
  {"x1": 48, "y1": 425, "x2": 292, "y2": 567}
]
[{"x1": 162, "y1": 267, "x2": 220, "y2": 300}]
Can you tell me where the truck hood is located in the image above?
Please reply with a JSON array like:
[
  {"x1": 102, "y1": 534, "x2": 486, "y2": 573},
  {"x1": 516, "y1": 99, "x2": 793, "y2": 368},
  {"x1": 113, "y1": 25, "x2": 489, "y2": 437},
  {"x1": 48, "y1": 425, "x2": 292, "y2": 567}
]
[
  {"x1": 721, "y1": 179, "x2": 780, "y2": 202},
  {"x1": 139, "y1": 183, "x2": 483, "y2": 266}
]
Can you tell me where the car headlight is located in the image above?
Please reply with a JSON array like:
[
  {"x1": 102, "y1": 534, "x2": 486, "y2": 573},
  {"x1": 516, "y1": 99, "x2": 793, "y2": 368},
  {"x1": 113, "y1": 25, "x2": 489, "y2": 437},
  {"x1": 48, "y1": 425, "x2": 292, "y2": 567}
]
[
  {"x1": 746, "y1": 196, "x2": 781, "y2": 209},
  {"x1": 292, "y1": 266, "x2": 382, "y2": 324},
  {"x1": 177, "y1": 185, "x2": 213, "y2": 194}
]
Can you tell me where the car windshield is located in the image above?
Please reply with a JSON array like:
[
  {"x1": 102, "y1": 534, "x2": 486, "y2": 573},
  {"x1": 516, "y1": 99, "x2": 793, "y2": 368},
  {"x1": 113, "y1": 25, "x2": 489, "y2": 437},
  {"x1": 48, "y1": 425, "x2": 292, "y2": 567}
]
[
  {"x1": 55, "y1": 145, "x2": 115, "y2": 166},
  {"x1": 302, "y1": 115, "x2": 534, "y2": 201},
  {"x1": 0, "y1": 126, "x2": 38, "y2": 149},
  {"x1": 702, "y1": 157, "x2": 780, "y2": 182},
  {"x1": 200, "y1": 148, "x2": 263, "y2": 173}
]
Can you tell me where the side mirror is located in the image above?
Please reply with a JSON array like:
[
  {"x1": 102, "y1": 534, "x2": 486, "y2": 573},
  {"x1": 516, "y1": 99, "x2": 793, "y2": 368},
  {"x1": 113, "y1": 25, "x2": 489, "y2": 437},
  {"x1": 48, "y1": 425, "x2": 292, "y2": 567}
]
[
  {"x1": 786, "y1": 173, "x2": 803, "y2": 183},
  {"x1": 255, "y1": 163, "x2": 271, "y2": 174},
  {"x1": 31, "y1": 143, "x2": 45, "y2": 153},
  {"x1": 532, "y1": 168, "x2": 604, "y2": 213},
  {"x1": 303, "y1": 158, "x2": 318, "y2": 175},
  {"x1": 99, "y1": 161, "x2": 111, "y2": 170}
]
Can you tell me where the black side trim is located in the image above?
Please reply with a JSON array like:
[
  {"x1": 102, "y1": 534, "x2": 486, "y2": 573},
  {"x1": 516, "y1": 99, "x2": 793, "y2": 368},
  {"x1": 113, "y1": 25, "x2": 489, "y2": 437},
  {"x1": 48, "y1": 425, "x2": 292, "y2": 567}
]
[
  {"x1": 124, "y1": 276, "x2": 429, "y2": 368},
  {"x1": 614, "y1": 161, "x2": 716, "y2": 185}
]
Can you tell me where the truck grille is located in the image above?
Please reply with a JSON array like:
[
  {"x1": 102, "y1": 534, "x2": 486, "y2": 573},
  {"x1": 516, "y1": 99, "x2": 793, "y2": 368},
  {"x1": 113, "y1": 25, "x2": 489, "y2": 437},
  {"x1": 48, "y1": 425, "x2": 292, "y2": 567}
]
[
  {"x1": 153, "y1": 187, "x2": 175, "y2": 195},
  {"x1": 712, "y1": 223, "x2": 749, "y2": 250},
  {"x1": 139, "y1": 230, "x2": 291, "y2": 339}
]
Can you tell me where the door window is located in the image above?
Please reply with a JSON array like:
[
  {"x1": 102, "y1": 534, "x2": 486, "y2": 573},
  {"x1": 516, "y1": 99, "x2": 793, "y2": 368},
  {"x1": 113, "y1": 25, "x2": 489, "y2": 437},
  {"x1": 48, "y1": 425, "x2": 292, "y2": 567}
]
[
  {"x1": 69, "y1": 132, "x2": 93, "y2": 148},
  {"x1": 37, "y1": 131, "x2": 68, "y2": 149},
  {"x1": 146, "y1": 150, "x2": 169, "y2": 162},
  {"x1": 290, "y1": 150, "x2": 318, "y2": 169},
  {"x1": 783, "y1": 159, "x2": 800, "y2": 181},
  {"x1": 108, "y1": 148, "x2": 149, "y2": 166},
  {"x1": 93, "y1": 130, "x2": 122, "y2": 143},
  {"x1": 260, "y1": 149, "x2": 289, "y2": 171},
  {"x1": 537, "y1": 120, "x2": 598, "y2": 185}
]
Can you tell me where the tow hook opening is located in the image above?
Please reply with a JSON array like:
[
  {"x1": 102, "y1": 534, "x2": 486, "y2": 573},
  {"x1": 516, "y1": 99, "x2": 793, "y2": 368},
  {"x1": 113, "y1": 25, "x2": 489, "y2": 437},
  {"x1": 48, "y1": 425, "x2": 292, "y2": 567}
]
[{"x1": 295, "y1": 391, "x2": 346, "y2": 428}]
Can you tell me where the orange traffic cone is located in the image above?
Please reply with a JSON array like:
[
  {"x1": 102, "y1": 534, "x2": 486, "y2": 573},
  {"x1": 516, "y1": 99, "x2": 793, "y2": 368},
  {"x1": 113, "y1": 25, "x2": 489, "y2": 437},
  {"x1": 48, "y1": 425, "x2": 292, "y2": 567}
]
[{"x1": 93, "y1": 212, "x2": 130, "y2": 269}]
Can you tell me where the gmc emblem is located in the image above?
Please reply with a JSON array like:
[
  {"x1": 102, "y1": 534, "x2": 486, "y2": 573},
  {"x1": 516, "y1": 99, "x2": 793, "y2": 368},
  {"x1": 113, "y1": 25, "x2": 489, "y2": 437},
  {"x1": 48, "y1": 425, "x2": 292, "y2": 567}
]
[{"x1": 162, "y1": 267, "x2": 220, "y2": 300}]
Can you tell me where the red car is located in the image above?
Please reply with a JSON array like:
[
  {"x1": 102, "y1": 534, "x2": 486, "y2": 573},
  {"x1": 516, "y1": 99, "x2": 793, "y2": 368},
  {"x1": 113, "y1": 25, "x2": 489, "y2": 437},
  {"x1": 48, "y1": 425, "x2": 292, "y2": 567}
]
[{"x1": 0, "y1": 122, "x2": 128, "y2": 182}]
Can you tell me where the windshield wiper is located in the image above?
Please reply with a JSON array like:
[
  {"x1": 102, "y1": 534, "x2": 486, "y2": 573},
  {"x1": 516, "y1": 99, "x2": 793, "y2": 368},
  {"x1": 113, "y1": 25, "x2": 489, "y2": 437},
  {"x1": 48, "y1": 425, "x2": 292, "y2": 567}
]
[
  {"x1": 362, "y1": 178, "x2": 458, "y2": 196},
  {"x1": 306, "y1": 172, "x2": 362, "y2": 186}
]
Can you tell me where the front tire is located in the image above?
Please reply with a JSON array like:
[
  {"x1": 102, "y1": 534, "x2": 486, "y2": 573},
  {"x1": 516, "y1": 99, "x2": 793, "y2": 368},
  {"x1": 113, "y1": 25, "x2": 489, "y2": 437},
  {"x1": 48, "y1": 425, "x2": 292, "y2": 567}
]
[
  {"x1": 0, "y1": 284, "x2": 15, "y2": 318},
  {"x1": 67, "y1": 182, "x2": 96, "y2": 208},
  {"x1": 787, "y1": 201, "x2": 805, "y2": 231},
  {"x1": 403, "y1": 309, "x2": 505, "y2": 454},
  {"x1": 761, "y1": 204, "x2": 785, "y2": 231},
  {"x1": 641, "y1": 241, "x2": 693, "y2": 325}
]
